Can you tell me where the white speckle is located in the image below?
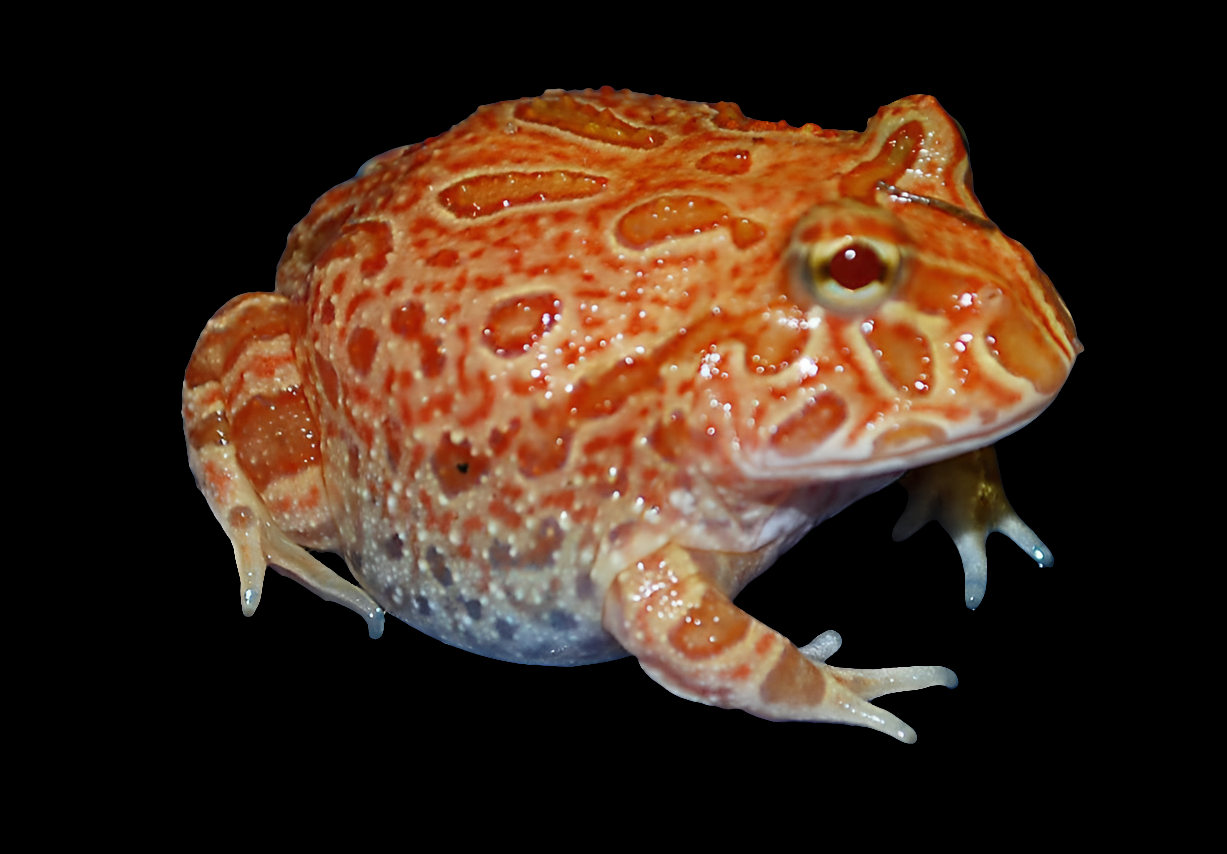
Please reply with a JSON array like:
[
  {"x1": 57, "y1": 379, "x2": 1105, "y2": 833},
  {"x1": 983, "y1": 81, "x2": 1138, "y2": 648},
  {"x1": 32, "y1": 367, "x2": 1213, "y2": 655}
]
[
  {"x1": 797, "y1": 356, "x2": 818, "y2": 379},
  {"x1": 669, "y1": 489, "x2": 696, "y2": 514}
]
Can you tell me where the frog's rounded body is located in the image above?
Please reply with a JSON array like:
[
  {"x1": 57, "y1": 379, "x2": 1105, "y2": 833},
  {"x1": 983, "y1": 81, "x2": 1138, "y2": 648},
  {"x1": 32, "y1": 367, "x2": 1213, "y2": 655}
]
[{"x1": 184, "y1": 90, "x2": 1078, "y2": 740}]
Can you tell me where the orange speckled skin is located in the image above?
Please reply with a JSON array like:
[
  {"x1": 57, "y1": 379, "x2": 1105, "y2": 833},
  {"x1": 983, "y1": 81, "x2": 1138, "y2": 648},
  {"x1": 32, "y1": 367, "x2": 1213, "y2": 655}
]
[{"x1": 184, "y1": 89, "x2": 1077, "y2": 667}]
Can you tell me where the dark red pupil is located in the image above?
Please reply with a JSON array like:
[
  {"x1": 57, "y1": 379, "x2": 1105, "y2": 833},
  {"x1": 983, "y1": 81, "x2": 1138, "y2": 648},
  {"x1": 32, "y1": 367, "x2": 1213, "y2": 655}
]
[{"x1": 829, "y1": 243, "x2": 884, "y2": 290}]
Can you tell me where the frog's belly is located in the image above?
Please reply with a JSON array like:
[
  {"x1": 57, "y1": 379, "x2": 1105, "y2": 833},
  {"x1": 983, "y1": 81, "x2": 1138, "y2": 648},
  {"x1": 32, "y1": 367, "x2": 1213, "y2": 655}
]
[
  {"x1": 349, "y1": 471, "x2": 902, "y2": 666},
  {"x1": 350, "y1": 543, "x2": 630, "y2": 666}
]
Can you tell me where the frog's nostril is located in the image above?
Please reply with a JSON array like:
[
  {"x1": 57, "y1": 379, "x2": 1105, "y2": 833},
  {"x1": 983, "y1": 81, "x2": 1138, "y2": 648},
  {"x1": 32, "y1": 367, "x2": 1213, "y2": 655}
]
[{"x1": 829, "y1": 242, "x2": 884, "y2": 290}]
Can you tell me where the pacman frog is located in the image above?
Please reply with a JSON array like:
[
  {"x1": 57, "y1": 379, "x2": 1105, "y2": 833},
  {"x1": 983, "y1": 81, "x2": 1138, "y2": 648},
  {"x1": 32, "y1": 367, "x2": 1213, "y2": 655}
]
[{"x1": 183, "y1": 89, "x2": 1080, "y2": 742}]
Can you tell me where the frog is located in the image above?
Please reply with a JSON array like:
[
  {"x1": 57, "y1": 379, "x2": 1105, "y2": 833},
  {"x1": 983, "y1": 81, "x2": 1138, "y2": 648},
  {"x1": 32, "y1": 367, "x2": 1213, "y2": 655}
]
[{"x1": 183, "y1": 89, "x2": 1079, "y2": 742}]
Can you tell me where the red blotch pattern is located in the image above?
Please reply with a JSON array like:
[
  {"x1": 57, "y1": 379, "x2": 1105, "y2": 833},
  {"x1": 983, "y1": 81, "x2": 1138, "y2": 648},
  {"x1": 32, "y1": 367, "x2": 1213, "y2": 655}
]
[{"x1": 483, "y1": 293, "x2": 559, "y2": 356}]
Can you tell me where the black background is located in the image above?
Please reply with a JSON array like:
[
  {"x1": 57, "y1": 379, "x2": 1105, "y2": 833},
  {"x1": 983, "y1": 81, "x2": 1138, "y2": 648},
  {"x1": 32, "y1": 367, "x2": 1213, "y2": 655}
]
[{"x1": 159, "y1": 62, "x2": 1117, "y2": 784}]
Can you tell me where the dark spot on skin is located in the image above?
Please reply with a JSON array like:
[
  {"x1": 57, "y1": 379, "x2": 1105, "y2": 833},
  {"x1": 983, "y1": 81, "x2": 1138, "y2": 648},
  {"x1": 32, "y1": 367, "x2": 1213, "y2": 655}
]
[
  {"x1": 432, "y1": 436, "x2": 487, "y2": 497},
  {"x1": 488, "y1": 539, "x2": 515, "y2": 571},
  {"x1": 384, "y1": 534, "x2": 404, "y2": 560},
  {"x1": 608, "y1": 522, "x2": 635, "y2": 546},
  {"x1": 575, "y1": 573, "x2": 594, "y2": 600},
  {"x1": 528, "y1": 518, "x2": 564, "y2": 567},
  {"x1": 495, "y1": 618, "x2": 517, "y2": 640},
  {"x1": 426, "y1": 546, "x2": 452, "y2": 586},
  {"x1": 416, "y1": 596, "x2": 432, "y2": 616},
  {"x1": 549, "y1": 610, "x2": 577, "y2": 631},
  {"x1": 228, "y1": 506, "x2": 254, "y2": 529}
]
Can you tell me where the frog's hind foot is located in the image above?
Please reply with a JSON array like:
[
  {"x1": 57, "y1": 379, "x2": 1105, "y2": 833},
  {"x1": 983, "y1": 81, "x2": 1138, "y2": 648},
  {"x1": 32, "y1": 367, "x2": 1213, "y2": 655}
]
[
  {"x1": 183, "y1": 292, "x2": 385, "y2": 638},
  {"x1": 893, "y1": 445, "x2": 1052, "y2": 609},
  {"x1": 603, "y1": 545, "x2": 956, "y2": 743}
]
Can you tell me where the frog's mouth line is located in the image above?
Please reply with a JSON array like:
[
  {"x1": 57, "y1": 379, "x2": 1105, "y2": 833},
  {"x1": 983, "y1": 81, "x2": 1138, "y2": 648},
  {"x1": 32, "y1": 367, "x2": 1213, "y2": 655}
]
[{"x1": 738, "y1": 399, "x2": 1053, "y2": 482}]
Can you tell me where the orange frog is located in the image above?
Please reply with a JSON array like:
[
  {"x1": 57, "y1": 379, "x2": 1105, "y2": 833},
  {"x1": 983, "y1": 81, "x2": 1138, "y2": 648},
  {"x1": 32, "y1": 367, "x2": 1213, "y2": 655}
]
[{"x1": 183, "y1": 89, "x2": 1079, "y2": 742}]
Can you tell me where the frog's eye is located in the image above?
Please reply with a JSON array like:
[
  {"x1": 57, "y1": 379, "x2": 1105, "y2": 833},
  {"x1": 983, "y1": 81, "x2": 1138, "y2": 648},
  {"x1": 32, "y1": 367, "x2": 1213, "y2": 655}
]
[
  {"x1": 797, "y1": 235, "x2": 901, "y2": 313},
  {"x1": 789, "y1": 200, "x2": 909, "y2": 315}
]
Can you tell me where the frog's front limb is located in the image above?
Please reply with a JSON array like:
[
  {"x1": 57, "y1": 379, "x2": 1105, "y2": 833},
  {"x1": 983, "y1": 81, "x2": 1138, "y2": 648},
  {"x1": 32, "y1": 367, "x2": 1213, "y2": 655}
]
[
  {"x1": 602, "y1": 544, "x2": 956, "y2": 743},
  {"x1": 892, "y1": 445, "x2": 1053, "y2": 609}
]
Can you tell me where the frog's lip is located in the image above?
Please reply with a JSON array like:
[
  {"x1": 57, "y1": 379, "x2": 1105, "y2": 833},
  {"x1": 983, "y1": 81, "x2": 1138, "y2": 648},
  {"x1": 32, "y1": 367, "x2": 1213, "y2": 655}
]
[{"x1": 737, "y1": 399, "x2": 1052, "y2": 482}]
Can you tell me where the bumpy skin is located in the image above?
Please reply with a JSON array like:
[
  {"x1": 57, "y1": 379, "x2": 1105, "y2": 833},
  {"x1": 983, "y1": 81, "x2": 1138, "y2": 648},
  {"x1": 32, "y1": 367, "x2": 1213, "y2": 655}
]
[{"x1": 183, "y1": 90, "x2": 1079, "y2": 740}]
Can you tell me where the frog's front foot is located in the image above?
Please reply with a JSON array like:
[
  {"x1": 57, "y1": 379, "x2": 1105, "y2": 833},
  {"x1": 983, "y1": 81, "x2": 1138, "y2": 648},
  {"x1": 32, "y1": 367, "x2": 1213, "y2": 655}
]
[
  {"x1": 603, "y1": 545, "x2": 956, "y2": 743},
  {"x1": 893, "y1": 445, "x2": 1052, "y2": 609}
]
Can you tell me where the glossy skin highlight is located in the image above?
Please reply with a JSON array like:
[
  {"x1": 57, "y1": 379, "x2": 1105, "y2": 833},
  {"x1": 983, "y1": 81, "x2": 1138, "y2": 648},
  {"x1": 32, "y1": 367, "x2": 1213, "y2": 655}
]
[{"x1": 183, "y1": 89, "x2": 1078, "y2": 741}]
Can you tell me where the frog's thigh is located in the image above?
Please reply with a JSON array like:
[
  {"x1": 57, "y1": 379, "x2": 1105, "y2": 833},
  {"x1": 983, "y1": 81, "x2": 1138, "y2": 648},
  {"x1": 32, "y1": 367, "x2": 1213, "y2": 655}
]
[
  {"x1": 892, "y1": 445, "x2": 1053, "y2": 609},
  {"x1": 601, "y1": 543, "x2": 956, "y2": 743}
]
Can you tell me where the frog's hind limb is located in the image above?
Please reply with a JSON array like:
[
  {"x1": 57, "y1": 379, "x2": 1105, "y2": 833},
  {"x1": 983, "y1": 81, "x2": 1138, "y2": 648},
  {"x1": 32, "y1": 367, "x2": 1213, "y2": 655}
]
[
  {"x1": 183, "y1": 293, "x2": 385, "y2": 638},
  {"x1": 892, "y1": 445, "x2": 1053, "y2": 610},
  {"x1": 602, "y1": 544, "x2": 956, "y2": 743}
]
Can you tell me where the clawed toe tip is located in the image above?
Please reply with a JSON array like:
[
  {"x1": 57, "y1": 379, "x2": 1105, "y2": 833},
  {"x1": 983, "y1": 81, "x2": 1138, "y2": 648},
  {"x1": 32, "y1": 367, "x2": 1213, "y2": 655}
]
[
  {"x1": 964, "y1": 583, "x2": 985, "y2": 610},
  {"x1": 939, "y1": 666, "x2": 958, "y2": 689}
]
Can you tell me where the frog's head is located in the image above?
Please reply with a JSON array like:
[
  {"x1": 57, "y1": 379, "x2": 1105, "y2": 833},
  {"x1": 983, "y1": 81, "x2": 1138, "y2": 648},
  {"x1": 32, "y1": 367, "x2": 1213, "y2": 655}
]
[{"x1": 707, "y1": 96, "x2": 1081, "y2": 480}]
